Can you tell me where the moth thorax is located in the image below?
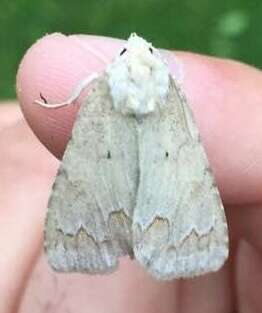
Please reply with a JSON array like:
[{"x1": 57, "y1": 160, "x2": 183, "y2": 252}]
[{"x1": 106, "y1": 47, "x2": 170, "y2": 116}]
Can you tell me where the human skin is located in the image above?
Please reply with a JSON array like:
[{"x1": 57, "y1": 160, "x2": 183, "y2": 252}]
[{"x1": 1, "y1": 34, "x2": 262, "y2": 313}]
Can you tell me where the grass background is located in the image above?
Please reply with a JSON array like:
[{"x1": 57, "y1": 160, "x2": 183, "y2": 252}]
[{"x1": 0, "y1": 0, "x2": 261, "y2": 99}]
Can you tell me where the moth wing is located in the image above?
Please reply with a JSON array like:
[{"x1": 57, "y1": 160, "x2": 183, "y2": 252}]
[
  {"x1": 45, "y1": 76, "x2": 138, "y2": 273},
  {"x1": 133, "y1": 77, "x2": 229, "y2": 280}
]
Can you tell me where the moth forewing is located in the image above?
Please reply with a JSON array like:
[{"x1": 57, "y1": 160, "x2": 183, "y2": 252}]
[
  {"x1": 45, "y1": 76, "x2": 138, "y2": 273},
  {"x1": 132, "y1": 76, "x2": 228, "y2": 280}
]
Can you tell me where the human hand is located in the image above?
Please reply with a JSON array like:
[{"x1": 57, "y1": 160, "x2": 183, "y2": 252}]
[{"x1": 1, "y1": 34, "x2": 262, "y2": 313}]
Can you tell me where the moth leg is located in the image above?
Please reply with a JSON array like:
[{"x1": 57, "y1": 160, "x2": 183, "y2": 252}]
[{"x1": 34, "y1": 72, "x2": 99, "y2": 108}]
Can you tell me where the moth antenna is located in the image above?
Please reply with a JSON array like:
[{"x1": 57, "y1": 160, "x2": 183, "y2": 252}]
[{"x1": 34, "y1": 72, "x2": 99, "y2": 108}]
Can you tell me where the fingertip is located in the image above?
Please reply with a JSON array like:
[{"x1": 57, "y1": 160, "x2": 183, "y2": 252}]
[{"x1": 17, "y1": 33, "x2": 123, "y2": 158}]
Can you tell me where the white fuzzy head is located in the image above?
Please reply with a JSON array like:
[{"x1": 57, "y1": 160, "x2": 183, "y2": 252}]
[{"x1": 106, "y1": 33, "x2": 170, "y2": 116}]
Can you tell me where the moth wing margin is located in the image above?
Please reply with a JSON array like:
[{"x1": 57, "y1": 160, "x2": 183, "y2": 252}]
[
  {"x1": 133, "y1": 77, "x2": 229, "y2": 280},
  {"x1": 45, "y1": 76, "x2": 137, "y2": 274}
]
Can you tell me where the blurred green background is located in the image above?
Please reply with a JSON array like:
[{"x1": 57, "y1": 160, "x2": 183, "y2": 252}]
[{"x1": 0, "y1": 0, "x2": 261, "y2": 99}]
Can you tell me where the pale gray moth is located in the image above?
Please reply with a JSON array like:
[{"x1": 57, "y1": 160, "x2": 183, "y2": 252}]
[{"x1": 40, "y1": 33, "x2": 229, "y2": 280}]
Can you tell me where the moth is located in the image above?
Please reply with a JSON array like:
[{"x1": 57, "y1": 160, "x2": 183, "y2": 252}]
[{"x1": 40, "y1": 33, "x2": 229, "y2": 280}]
